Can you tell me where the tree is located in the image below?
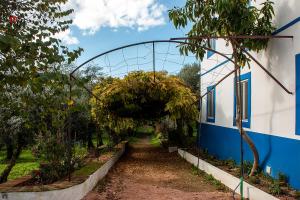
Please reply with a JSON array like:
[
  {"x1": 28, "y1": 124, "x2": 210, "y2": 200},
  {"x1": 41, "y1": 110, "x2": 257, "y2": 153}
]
[
  {"x1": 177, "y1": 63, "x2": 200, "y2": 94},
  {"x1": 0, "y1": 0, "x2": 83, "y2": 182},
  {"x1": 91, "y1": 71, "x2": 199, "y2": 145},
  {"x1": 169, "y1": 0, "x2": 275, "y2": 176}
]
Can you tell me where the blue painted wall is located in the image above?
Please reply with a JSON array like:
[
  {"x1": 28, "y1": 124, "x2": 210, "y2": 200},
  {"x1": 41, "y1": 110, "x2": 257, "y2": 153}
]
[
  {"x1": 199, "y1": 123, "x2": 300, "y2": 189},
  {"x1": 296, "y1": 54, "x2": 300, "y2": 135}
]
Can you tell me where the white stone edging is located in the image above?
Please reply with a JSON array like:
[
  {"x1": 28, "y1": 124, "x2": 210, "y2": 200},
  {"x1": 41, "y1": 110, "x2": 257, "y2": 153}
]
[
  {"x1": 0, "y1": 143, "x2": 126, "y2": 200},
  {"x1": 178, "y1": 149, "x2": 279, "y2": 200}
]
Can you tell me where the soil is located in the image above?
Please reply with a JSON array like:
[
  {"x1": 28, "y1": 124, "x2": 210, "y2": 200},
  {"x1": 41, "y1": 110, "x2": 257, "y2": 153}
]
[{"x1": 82, "y1": 138, "x2": 232, "y2": 200}]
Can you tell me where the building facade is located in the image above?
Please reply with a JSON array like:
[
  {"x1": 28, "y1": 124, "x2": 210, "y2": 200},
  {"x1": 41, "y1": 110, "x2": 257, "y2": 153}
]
[{"x1": 198, "y1": 0, "x2": 300, "y2": 189}]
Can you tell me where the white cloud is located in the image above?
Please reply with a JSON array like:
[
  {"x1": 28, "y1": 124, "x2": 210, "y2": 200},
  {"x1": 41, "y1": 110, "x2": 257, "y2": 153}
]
[
  {"x1": 66, "y1": 0, "x2": 166, "y2": 35},
  {"x1": 55, "y1": 29, "x2": 79, "y2": 45}
]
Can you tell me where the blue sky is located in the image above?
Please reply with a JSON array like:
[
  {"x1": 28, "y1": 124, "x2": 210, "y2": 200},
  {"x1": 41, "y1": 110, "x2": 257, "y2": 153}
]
[{"x1": 60, "y1": 0, "x2": 198, "y2": 76}]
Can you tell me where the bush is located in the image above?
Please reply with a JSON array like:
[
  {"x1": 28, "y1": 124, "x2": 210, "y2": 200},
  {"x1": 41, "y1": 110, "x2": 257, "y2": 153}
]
[
  {"x1": 32, "y1": 134, "x2": 84, "y2": 184},
  {"x1": 278, "y1": 172, "x2": 288, "y2": 186},
  {"x1": 249, "y1": 176, "x2": 261, "y2": 185},
  {"x1": 224, "y1": 159, "x2": 236, "y2": 169},
  {"x1": 294, "y1": 191, "x2": 300, "y2": 199},
  {"x1": 269, "y1": 181, "x2": 282, "y2": 196}
]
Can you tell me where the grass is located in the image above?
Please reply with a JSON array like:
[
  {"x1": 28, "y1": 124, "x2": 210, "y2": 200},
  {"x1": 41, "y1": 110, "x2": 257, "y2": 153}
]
[
  {"x1": 150, "y1": 134, "x2": 161, "y2": 147},
  {"x1": 92, "y1": 133, "x2": 110, "y2": 147},
  {"x1": 0, "y1": 144, "x2": 89, "y2": 181},
  {"x1": 128, "y1": 136, "x2": 139, "y2": 144},
  {"x1": 74, "y1": 145, "x2": 88, "y2": 158},
  {"x1": 191, "y1": 166, "x2": 227, "y2": 191},
  {"x1": 72, "y1": 162, "x2": 103, "y2": 177},
  {"x1": 0, "y1": 150, "x2": 39, "y2": 180}
]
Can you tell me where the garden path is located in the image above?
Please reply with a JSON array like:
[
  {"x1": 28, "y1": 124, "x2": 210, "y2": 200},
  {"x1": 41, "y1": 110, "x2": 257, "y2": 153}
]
[{"x1": 82, "y1": 138, "x2": 232, "y2": 200}]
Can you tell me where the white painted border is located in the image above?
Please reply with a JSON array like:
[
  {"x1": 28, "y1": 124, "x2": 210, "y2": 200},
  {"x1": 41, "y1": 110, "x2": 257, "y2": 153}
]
[
  {"x1": 0, "y1": 143, "x2": 126, "y2": 200},
  {"x1": 178, "y1": 149, "x2": 279, "y2": 200}
]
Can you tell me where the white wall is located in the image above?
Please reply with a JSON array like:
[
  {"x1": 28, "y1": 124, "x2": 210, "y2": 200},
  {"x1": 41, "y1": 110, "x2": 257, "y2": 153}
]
[{"x1": 201, "y1": 0, "x2": 300, "y2": 140}]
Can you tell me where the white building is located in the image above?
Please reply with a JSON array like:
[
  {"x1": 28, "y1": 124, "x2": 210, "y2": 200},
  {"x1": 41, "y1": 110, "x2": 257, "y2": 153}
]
[{"x1": 199, "y1": 0, "x2": 300, "y2": 190}]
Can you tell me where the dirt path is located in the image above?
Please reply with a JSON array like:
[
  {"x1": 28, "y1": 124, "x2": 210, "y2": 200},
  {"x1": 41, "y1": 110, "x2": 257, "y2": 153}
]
[{"x1": 82, "y1": 138, "x2": 232, "y2": 200}]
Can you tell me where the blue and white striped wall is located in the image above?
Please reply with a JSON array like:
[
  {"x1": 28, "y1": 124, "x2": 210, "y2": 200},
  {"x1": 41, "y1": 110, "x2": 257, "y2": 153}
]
[{"x1": 198, "y1": 0, "x2": 300, "y2": 190}]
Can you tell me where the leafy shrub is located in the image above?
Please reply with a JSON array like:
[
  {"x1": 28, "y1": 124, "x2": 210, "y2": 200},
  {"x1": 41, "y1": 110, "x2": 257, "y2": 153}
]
[
  {"x1": 269, "y1": 181, "x2": 282, "y2": 196},
  {"x1": 249, "y1": 176, "x2": 261, "y2": 185},
  {"x1": 242, "y1": 161, "x2": 253, "y2": 175},
  {"x1": 224, "y1": 159, "x2": 236, "y2": 169},
  {"x1": 31, "y1": 162, "x2": 69, "y2": 184},
  {"x1": 294, "y1": 191, "x2": 300, "y2": 199},
  {"x1": 32, "y1": 134, "x2": 84, "y2": 184},
  {"x1": 278, "y1": 172, "x2": 288, "y2": 186}
]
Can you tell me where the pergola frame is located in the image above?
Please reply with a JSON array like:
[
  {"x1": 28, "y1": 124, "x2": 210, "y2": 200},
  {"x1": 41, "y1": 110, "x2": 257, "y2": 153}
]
[{"x1": 67, "y1": 36, "x2": 293, "y2": 196}]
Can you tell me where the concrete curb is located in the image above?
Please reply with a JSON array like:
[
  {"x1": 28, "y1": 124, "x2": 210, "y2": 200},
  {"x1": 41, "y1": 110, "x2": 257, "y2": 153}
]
[
  {"x1": 178, "y1": 148, "x2": 279, "y2": 200},
  {"x1": 0, "y1": 142, "x2": 127, "y2": 200}
]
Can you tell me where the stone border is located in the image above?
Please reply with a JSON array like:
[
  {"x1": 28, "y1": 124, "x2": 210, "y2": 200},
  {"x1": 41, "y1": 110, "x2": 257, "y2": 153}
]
[
  {"x1": 0, "y1": 142, "x2": 127, "y2": 200},
  {"x1": 178, "y1": 149, "x2": 279, "y2": 200}
]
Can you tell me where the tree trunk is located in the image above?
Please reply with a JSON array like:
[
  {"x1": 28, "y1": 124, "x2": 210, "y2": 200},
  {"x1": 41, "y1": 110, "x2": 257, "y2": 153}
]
[
  {"x1": 87, "y1": 122, "x2": 95, "y2": 150},
  {"x1": 187, "y1": 123, "x2": 194, "y2": 137},
  {"x1": 175, "y1": 119, "x2": 185, "y2": 146},
  {"x1": 5, "y1": 140, "x2": 13, "y2": 161},
  {"x1": 0, "y1": 145, "x2": 22, "y2": 183},
  {"x1": 111, "y1": 131, "x2": 119, "y2": 145},
  {"x1": 232, "y1": 42, "x2": 259, "y2": 176},
  {"x1": 87, "y1": 130, "x2": 94, "y2": 150},
  {"x1": 97, "y1": 132, "x2": 103, "y2": 147}
]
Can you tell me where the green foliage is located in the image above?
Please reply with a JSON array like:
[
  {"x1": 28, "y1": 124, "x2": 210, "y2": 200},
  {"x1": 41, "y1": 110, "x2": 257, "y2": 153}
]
[
  {"x1": 224, "y1": 159, "x2": 236, "y2": 169},
  {"x1": 0, "y1": 1, "x2": 83, "y2": 89},
  {"x1": 169, "y1": 0, "x2": 276, "y2": 66},
  {"x1": 0, "y1": 150, "x2": 39, "y2": 180},
  {"x1": 91, "y1": 71, "x2": 199, "y2": 140},
  {"x1": 177, "y1": 63, "x2": 200, "y2": 94},
  {"x1": 33, "y1": 162, "x2": 69, "y2": 184},
  {"x1": 204, "y1": 174, "x2": 227, "y2": 191},
  {"x1": 0, "y1": 0, "x2": 84, "y2": 182},
  {"x1": 150, "y1": 134, "x2": 161, "y2": 147},
  {"x1": 74, "y1": 146, "x2": 88, "y2": 160},
  {"x1": 249, "y1": 176, "x2": 261, "y2": 185},
  {"x1": 191, "y1": 165, "x2": 203, "y2": 176},
  {"x1": 0, "y1": 162, "x2": 39, "y2": 180},
  {"x1": 294, "y1": 191, "x2": 300, "y2": 199},
  {"x1": 128, "y1": 137, "x2": 139, "y2": 144},
  {"x1": 72, "y1": 162, "x2": 102, "y2": 177},
  {"x1": 242, "y1": 161, "x2": 254, "y2": 175},
  {"x1": 190, "y1": 166, "x2": 226, "y2": 191},
  {"x1": 278, "y1": 172, "x2": 288, "y2": 186},
  {"x1": 269, "y1": 180, "x2": 282, "y2": 196}
]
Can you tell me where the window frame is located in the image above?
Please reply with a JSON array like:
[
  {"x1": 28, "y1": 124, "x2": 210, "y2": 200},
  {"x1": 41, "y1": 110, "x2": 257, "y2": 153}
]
[
  {"x1": 207, "y1": 86, "x2": 216, "y2": 123},
  {"x1": 233, "y1": 72, "x2": 251, "y2": 128}
]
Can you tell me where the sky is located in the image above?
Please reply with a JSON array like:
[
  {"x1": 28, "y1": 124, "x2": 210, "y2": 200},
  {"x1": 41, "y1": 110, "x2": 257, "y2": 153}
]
[{"x1": 56, "y1": 0, "x2": 199, "y2": 76}]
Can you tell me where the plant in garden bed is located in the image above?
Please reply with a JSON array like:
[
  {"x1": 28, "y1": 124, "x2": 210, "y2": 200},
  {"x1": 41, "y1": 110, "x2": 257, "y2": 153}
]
[
  {"x1": 190, "y1": 166, "x2": 227, "y2": 191},
  {"x1": 187, "y1": 147, "x2": 300, "y2": 198}
]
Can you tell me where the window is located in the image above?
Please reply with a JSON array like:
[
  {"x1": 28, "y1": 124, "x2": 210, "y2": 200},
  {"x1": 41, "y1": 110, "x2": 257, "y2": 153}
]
[
  {"x1": 207, "y1": 39, "x2": 216, "y2": 58},
  {"x1": 234, "y1": 72, "x2": 251, "y2": 128},
  {"x1": 238, "y1": 80, "x2": 249, "y2": 120},
  {"x1": 207, "y1": 86, "x2": 215, "y2": 123}
]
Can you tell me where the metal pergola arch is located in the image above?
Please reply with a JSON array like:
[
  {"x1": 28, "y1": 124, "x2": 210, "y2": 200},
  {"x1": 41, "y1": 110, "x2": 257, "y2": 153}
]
[
  {"x1": 69, "y1": 39, "x2": 236, "y2": 102},
  {"x1": 67, "y1": 37, "x2": 293, "y2": 198}
]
